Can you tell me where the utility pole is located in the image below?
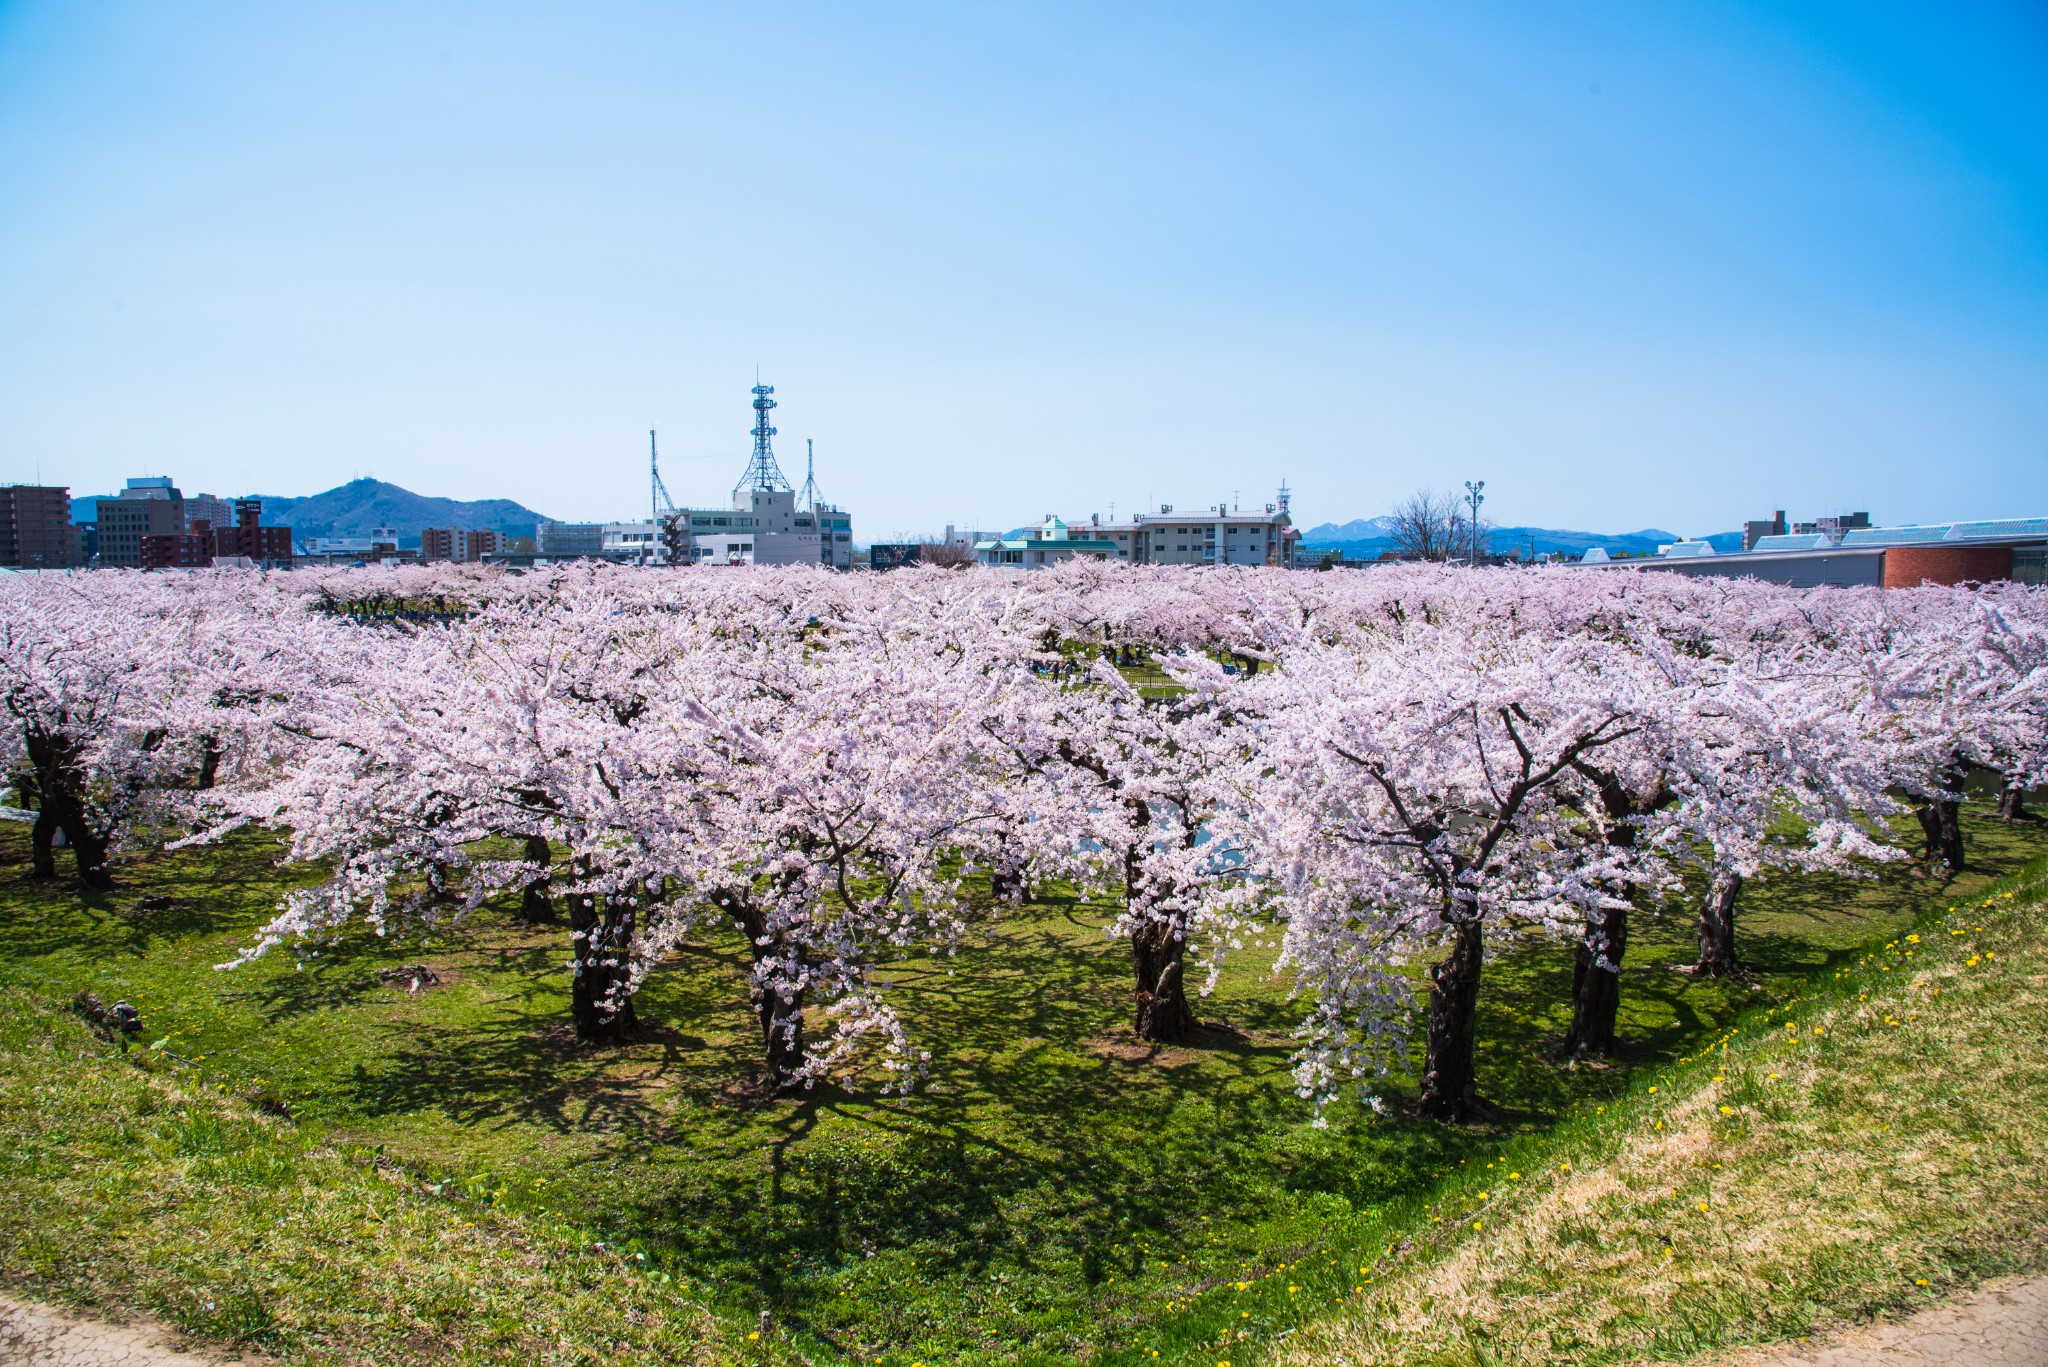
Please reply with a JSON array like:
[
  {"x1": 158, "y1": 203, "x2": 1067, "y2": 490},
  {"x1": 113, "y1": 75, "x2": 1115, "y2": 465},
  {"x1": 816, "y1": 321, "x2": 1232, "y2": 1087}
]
[{"x1": 1464, "y1": 480, "x2": 1486, "y2": 567}]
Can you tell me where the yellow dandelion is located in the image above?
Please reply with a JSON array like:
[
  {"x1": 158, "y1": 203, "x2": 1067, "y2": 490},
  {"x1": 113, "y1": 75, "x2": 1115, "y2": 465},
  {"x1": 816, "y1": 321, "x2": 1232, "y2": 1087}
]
[
  {"x1": 1719, "y1": 1106, "x2": 1733, "y2": 1115},
  {"x1": 1472, "y1": 1221, "x2": 1484, "y2": 1231}
]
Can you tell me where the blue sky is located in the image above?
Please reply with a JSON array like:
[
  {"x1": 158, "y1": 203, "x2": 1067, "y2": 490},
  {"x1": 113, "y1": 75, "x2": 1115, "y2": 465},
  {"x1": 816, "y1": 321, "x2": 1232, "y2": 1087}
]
[{"x1": 2, "y1": 2, "x2": 2044, "y2": 538}]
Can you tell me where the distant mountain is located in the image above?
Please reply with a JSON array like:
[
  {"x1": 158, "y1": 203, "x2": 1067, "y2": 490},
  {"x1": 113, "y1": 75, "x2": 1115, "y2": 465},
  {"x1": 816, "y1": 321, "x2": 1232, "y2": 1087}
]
[
  {"x1": 1303, "y1": 516, "x2": 1404, "y2": 542},
  {"x1": 69, "y1": 478, "x2": 552, "y2": 547},
  {"x1": 252, "y1": 479, "x2": 551, "y2": 546},
  {"x1": 1303, "y1": 520, "x2": 1742, "y2": 561}
]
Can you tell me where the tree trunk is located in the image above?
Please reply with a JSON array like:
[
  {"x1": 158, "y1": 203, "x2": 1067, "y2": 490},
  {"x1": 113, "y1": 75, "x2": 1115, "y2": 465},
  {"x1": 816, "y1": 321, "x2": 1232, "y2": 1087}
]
[
  {"x1": 568, "y1": 877, "x2": 637, "y2": 1043},
  {"x1": 1563, "y1": 900, "x2": 1628, "y2": 1057},
  {"x1": 1693, "y1": 871, "x2": 1744, "y2": 976},
  {"x1": 758, "y1": 973, "x2": 807, "y2": 1086},
  {"x1": 1918, "y1": 797, "x2": 1965, "y2": 873},
  {"x1": 64, "y1": 816, "x2": 114, "y2": 890},
  {"x1": 1997, "y1": 781, "x2": 2030, "y2": 824},
  {"x1": 1936, "y1": 798, "x2": 1965, "y2": 872},
  {"x1": 196, "y1": 738, "x2": 223, "y2": 791},
  {"x1": 1131, "y1": 919, "x2": 1195, "y2": 1042},
  {"x1": 519, "y1": 834, "x2": 554, "y2": 924},
  {"x1": 716, "y1": 889, "x2": 811, "y2": 1088},
  {"x1": 29, "y1": 806, "x2": 58, "y2": 879},
  {"x1": 1417, "y1": 917, "x2": 1485, "y2": 1121}
]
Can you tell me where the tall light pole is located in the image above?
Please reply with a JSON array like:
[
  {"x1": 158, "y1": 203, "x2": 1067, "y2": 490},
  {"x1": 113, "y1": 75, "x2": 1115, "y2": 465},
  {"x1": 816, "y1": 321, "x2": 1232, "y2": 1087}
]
[{"x1": 1464, "y1": 480, "x2": 1486, "y2": 567}]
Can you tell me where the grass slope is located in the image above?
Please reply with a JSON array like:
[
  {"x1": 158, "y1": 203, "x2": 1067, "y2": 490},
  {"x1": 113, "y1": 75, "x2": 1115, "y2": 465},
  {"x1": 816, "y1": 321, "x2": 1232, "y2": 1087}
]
[
  {"x1": 0, "y1": 991, "x2": 741, "y2": 1365},
  {"x1": 1259, "y1": 857, "x2": 2048, "y2": 1366},
  {"x1": 0, "y1": 813, "x2": 2042, "y2": 1364}
]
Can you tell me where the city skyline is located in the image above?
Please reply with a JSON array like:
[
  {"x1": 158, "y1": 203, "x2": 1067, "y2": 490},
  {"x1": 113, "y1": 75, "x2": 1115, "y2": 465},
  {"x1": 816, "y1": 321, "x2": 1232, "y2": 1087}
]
[{"x1": 2, "y1": 3, "x2": 2045, "y2": 537}]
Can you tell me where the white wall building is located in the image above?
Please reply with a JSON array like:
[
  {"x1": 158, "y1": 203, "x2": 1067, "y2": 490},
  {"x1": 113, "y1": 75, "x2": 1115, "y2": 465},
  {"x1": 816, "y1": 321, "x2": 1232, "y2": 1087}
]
[{"x1": 980, "y1": 488, "x2": 1299, "y2": 569}]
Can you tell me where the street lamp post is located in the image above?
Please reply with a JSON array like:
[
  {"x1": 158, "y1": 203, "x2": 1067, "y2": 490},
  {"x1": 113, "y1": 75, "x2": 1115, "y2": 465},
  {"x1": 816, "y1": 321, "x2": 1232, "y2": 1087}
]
[{"x1": 1463, "y1": 480, "x2": 1486, "y2": 567}]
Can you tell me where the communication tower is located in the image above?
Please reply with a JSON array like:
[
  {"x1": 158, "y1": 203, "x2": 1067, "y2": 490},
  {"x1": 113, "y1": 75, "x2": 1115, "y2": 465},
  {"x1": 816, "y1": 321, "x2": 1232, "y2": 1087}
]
[{"x1": 732, "y1": 381, "x2": 794, "y2": 498}]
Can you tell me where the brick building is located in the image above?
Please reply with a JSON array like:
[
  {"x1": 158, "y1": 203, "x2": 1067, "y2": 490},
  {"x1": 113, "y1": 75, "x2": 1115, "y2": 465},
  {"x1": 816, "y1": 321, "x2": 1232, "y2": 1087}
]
[
  {"x1": 141, "y1": 526, "x2": 218, "y2": 570},
  {"x1": 213, "y1": 498, "x2": 293, "y2": 566},
  {"x1": 139, "y1": 499, "x2": 293, "y2": 570},
  {"x1": 0, "y1": 485, "x2": 82, "y2": 569}
]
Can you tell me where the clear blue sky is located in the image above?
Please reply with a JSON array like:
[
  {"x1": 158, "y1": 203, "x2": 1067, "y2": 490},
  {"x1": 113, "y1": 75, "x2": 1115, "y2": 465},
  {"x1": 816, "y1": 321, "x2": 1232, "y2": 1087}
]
[{"x1": 2, "y1": 2, "x2": 2044, "y2": 538}]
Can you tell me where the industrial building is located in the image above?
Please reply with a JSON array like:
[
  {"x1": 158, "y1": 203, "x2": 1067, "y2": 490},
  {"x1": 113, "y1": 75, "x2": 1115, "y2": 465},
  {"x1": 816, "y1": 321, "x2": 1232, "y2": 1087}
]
[{"x1": 1621, "y1": 515, "x2": 2047, "y2": 588}]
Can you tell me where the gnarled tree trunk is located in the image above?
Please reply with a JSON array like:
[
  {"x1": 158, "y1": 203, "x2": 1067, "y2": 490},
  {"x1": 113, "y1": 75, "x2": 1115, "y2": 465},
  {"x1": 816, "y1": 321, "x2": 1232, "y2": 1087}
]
[
  {"x1": 1131, "y1": 919, "x2": 1195, "y2": 1042},
  {"x1": 1693, "y1": 870, "x2": 1744, "y2": 976},
  {"x1": 1417, "y1": 916, "x2": 1485, "y2": 1121}
]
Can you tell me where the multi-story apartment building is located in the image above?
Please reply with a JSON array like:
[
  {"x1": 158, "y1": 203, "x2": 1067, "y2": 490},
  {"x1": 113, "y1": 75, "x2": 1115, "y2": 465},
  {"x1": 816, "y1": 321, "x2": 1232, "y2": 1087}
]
[
  {"x1": 95, "y1": 478, "x2": 187, "y2": 568},
  {"x1": 185, "y1": 493, "x2": 235, "y2": 535},
  {"x1": 420, "y1": 527, "x2": 502, "y2": 562},
  {"x1": 0, "y1": 485, "x2": 82, "y2": 569}
]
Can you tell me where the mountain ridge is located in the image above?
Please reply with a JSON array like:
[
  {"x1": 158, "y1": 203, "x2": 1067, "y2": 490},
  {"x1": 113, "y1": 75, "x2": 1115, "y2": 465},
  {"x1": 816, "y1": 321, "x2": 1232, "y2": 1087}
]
[
  {"x1": 73, "y1": 479, "x2": 552, "y2": 546},
  {"x1": 1302, "y1": 519, "x2": 1741, "y2": 559}
]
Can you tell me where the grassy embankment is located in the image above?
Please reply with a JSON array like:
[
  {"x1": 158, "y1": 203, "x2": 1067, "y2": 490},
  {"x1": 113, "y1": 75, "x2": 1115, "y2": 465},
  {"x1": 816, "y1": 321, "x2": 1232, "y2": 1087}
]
[
  {"x1": 1262, "y1": 848, "x2": 2048, "y2": 1366},
  {"x1": 0, "y1": 809, "x2": 2042, "y2": 1365}
]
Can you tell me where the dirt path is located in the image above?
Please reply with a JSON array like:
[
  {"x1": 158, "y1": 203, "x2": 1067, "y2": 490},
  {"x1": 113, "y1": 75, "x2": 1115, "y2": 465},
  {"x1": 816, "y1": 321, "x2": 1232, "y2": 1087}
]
[
  {"x1": 1725, "y1": 1275, "x2": 2048, "y2": 1367},
  {"x1": 0, "y1": 1298, "x2": 217, "y2": 1367},
  {"x1": 6, "y1": 1277, "x2": 2046, "y2": 1365}
]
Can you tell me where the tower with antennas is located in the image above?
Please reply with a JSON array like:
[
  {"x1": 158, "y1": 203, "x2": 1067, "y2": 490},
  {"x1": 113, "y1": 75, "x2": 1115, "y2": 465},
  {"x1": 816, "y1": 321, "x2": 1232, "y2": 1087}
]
[{"x1": 732, "y1": 382, "x2": 794, "y2": 498}]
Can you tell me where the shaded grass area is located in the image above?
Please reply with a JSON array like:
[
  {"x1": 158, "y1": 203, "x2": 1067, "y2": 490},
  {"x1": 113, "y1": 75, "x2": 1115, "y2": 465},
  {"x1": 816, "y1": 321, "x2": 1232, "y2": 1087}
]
[{"x1": 0, "y1": 811, "x2": 2042, "y2": 1364}]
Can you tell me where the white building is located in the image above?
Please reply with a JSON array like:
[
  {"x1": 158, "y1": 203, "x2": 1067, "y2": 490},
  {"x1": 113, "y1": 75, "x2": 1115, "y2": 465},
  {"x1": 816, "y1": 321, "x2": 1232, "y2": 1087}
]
[
  {"x1": 303, "y1": 526, "x2": 402, "y2": 557},
  {"x1": 979, "y1": 488, "x2": 1299, "y2": 569}
]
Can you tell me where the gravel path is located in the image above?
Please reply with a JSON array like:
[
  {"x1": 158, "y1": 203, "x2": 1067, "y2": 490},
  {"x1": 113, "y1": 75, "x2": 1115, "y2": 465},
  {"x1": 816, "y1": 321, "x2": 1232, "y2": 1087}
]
[{"x1": 0, "y1": 1298, "x2": 217, "y2": 1367}]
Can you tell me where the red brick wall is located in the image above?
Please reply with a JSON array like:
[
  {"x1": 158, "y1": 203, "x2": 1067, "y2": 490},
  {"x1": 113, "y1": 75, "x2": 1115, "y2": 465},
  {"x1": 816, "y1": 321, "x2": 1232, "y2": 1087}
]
[{"x1": 1884, "y1": 545, "x2": 2013, "y2": 588}]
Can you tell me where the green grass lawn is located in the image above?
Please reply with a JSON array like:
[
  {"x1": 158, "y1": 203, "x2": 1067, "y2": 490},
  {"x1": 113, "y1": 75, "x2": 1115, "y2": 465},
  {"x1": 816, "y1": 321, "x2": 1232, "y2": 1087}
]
[{"x1": 0, "y1": 808, "x2": 2043, "y2": 1365}]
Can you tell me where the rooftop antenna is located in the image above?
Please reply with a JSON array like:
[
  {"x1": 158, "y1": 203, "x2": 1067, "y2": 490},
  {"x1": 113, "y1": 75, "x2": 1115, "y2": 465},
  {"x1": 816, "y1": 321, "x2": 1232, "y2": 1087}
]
[
  {"x1": 799, "y1": 437, "x2": 821, "y2": 512},
  {"x1": 650, "y1": 429, "x2": 678, "y2": 524},
  {"x1": 733, "y1": 377, "x2": 794, "y2": 498}
]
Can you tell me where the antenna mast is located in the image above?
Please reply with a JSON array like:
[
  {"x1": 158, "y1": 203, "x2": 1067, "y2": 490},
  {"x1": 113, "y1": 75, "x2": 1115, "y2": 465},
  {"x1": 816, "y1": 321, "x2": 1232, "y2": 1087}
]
[
  {"x1": 733, "y1": 381, "x2": 794, "y2": 498},
  {"x1": 650, "y1": 429, "x2": 679, "y2": 523},
  {"x1": 799, "y1": 437, "x2": 822, "y2": 512}
]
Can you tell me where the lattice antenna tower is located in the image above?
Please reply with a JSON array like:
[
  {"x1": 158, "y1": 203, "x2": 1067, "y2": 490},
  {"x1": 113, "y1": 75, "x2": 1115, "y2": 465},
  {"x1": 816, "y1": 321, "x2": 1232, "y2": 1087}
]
[
  {"x1": 799, "y1": 437, "x2": 822, "y2": 512},
  {"x1": 733, "y1": 380, "x2": 794, "y2": 497},
  {"x1": 650, "y1": 429, "x2": 679, "y2": 523}
]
